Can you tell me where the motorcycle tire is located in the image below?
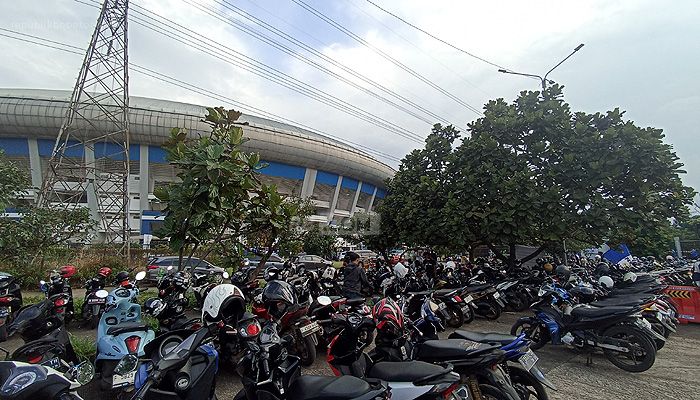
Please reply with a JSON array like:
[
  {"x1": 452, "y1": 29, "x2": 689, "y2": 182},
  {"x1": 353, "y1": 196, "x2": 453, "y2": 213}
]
[
  {"x1": 508, "y1": 364, "x2": 549, "y2": 400},
  {"x1": 298, "y1": 335, "x2": 317, "y2": 367},
  {"x1": 508, "y1": 293, "x2": 529, "y2": 312},
  {"x1": 462, "y1": 303, "x2": 475, "y2": 324},
  {"x1": 446, "y1": 304, "x2": 465, "y2": 328},
  {"x1": 477, "y1": 300, "x2": 501, "y2": 321},
  {"x1": 479, "y1": 384, "x2": 512, "y2": 400},
  {"x1": 511, "y1": 318, "x2": 549, "y2": 350},
  {"x1": 649, "y1": 323, "x2": 665, "y2": 350},
  {"x1": 90, "y1": 314, "x2": 100, "y2": 330},
  {"x1": 602, "y1": 325, "x2": 656, "y2": 373}
]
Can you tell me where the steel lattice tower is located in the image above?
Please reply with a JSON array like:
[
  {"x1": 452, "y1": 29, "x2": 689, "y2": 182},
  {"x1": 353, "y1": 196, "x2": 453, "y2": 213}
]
[{"x1": 39, "y1": 0, "x2": 131, "y2": 252}]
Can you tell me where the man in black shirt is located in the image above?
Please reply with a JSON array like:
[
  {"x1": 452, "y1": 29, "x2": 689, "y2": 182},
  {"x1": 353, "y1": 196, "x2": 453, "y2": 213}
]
[{"x1": 343, "y1": 252, "x2": 370, "y2": 299}]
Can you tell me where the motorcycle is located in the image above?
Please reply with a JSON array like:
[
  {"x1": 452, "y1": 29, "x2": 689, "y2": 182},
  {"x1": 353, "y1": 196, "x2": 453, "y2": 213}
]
[
  {"x1": 309, "y1": 295, "x2": 374, "y2": 349},
  {"x1": 511, "y1": 284, "x2": 661, "y2": 372},
  {"x1": 192, "y1": 270, "x2": 230, "y2": 309},
  {"x1": 81, "y1": 270, "x2": 110, "y2": 329},
  {"x1": 144, "y1": 270, "x2": 201, "y2": 334},
  {"x1": 0, "y1": 272, "x2": 22, "y2": 341},
  {"x1": 43, "y1": 266, "x2": 77, "y2": 327},
  {"x1": 0, "y1": 360, "x2": 94, "y2": 400},
  {"x1": 327, "y1": 308, "x2": 467, "y2": 400},
  {"x1": 95, "y1": 271, "x2": 156, "y2": 390},
  {"x1": 113, "y1": 327, "x2": 219, "y2": 399},
  {"x1": 234, "y1": 315, "x2": 391, "y2": 400}
]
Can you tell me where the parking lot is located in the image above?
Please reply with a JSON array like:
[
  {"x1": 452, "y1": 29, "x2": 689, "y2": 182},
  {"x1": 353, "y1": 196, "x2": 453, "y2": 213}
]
[{"x1": 2, "y1": 310, "x2": 698, "y2": 399}]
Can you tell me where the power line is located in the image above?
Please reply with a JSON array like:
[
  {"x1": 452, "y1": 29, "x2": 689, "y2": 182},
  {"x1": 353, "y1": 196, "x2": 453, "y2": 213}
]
[
  {"x1": 77, "y1": 0, "x2": 425, "y2": 143},
  {"x1": 182, "y1": 0, "x2": 467, "y2": 131},
  {"x1": 289, "y1": 0, "x2": 483, "y2": 116},
  {"x1": 0, "y1": 28, "x2": 404, "y2": 163},
  {"x1": 363, "y1": 0, "x2": 508, "y2": 71}
]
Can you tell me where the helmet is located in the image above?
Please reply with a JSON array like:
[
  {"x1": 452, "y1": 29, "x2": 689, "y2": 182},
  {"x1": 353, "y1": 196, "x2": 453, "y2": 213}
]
[
  {"x1": 321, "y1": 266, "x2": 335, "y2": 280},
  {"x1": 59, "y1": 265, "x2": 77, "y2": 279},
  {"x1": 555, "y1": 265, "x2": 571, "y2": 282},
  {"x1": 599, "y1": 276, "x2": 614, "y2": 289},
  {"x1": 665, "y1": 255, "x2": 674, "y2": 262},
  {"x1": 202, "y1": 284, "x2": 245, "y2": 325},
  {"x1": 144, "y1": 298, "x2": 166, "y2": 318},
  {"x1": 373, "y1": 298, "x2": 404, "y2": 340},
  {"x1": 262, "y1": 280, "x2": 296, "y2": 320},
  {"x1": 543, "y1": 263, "x2": 553, "y2": 273},
  {"x1": 393, "y1": 262, "x2": 408, "y2": 279},
  {"x1": 115, "y1": 271, "x2": 130, "y2": 285},
  {"x1": 98, "y1": 267, "x2": 112, "y2": 278},
  {"x1": 264, "y1": 266, "x2": 281, "y2": 282},
  {"x1": 172, "y1": 271, "x2": 191, "y2": 289},
  {"x1": 594, "y1": 262, "x2": 610, "y2": 277},
  {"x1": 623, "y1": 272, "x2": 638, "y2": 283},
  {"x1": 594, "y1": 255, "x2": 602, "y2": 262}
]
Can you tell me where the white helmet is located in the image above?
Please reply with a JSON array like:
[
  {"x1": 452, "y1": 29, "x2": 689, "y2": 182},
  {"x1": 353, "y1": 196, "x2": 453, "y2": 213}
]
[
  {"x1": 599, "y1": 275, "x2": 614, "y2": 289},
  {"x1": 322, "y1": 266, "x2": 336, "y2": 280},
  {"x1": 623, "y1": 272, "x2": 638, "y2": 283},
  {"x1": 665, "y1": 255, "x2": 674, "y2": 262},
  {"x1": 202, "y1": 284, "x2": 245, "y2": 325},
  {"x1": 594, "y1": 255, "x2": 602, "y2": 262}
]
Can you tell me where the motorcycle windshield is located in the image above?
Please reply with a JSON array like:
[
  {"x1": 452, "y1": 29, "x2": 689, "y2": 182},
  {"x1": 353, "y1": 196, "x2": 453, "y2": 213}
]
[{"x1": 9, "y1": 304, "x2": 45, "y2": 333}]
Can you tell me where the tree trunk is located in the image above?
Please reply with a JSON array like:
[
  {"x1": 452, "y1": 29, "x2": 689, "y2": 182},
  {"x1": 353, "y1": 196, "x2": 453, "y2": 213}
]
[
  {"x1": 250, "y1": 238, "x2": 276, "y2": 284},
  {"x1": 508, "y1": 242, "x2": 517, "y2": 269}
]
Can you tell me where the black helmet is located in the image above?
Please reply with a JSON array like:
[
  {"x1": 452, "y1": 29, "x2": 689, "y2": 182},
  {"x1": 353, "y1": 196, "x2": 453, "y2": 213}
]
[
  {"x1": 594, "y1": 262, "x2": 610, "y2": 277},
  {"x1": 555, "y1": 265, "x2": 571, "y2": 282},
  {"x1": 262, "y1": 280, "x2": 296, "y2": 320},
  {"x1": 115, "y1": 271, "x2": 130, "y2": 284},
  {"x1": 144, "y1": 298, "x2": 166, "y2": 318},
  {"x1": 172, "y1": 271, "x2": 191, "y2": 289},
  {"x1": 264, "y1": 266, "x2": 281, "y2": 282}
]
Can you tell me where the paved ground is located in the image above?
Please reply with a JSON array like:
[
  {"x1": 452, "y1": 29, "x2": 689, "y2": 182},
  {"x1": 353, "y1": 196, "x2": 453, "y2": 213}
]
[{"x1": 3, "y1": 297, "x2": 699, "y2": 399}]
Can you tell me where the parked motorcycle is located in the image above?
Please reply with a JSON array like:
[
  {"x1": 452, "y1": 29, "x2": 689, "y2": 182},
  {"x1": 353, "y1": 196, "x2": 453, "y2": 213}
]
[
  {"x1": 144, "y1": 269, "x2": 201, "y2": 333},
  {"x1": 0, "y1": 360, "x2": 94, "y2": 400},
  {"x1": 95, "y1": 271, "x2": 155, "y2": 390},
  {"x1": 43, "y1": 266, "x2": 77, "y2": 326},
  {"x1": 0, "y1": 272, "x2": 22, "y2": 341},
  {"x1": 81, "y1": 267, "x2": 112, "y2": 329}
]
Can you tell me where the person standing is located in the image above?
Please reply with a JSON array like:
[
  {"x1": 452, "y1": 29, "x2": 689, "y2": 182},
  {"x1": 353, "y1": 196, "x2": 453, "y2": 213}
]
[{"x1": 343, "y1": 252, "x2": 370, "y2": 299}]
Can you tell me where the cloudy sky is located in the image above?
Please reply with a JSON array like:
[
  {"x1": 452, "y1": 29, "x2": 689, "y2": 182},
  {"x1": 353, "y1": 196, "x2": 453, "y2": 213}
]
[{"x1": 1, "y1": 0, "x2": 699, "y2": 200}]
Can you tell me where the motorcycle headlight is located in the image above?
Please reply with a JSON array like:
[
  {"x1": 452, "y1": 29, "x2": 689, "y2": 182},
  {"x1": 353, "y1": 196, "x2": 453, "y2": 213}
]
[{"x1": 2, "y1": 370, "x2": 40, "y2": 395}]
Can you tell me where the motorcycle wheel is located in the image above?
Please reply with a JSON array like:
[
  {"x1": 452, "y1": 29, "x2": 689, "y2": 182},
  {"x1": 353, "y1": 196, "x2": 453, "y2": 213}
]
[
  {"x1": 0, "y1": 325, "x2": 7, "y2": 342},
  {"x1": 511, "y1": 318, "x2": 549, "y2": 350},
  {"x1": 509, "y1": 365, "x2": 549, "y2": 400},
  {"x1": 445, "y1": 304, "x2": 465, "y2": 328},
  {"x1": 462, "y1": 304, "x2": 475, "y2": 324},
  {"x1": 508, "y1": 293, "x2": 529, "y2": 312},
  {"x1": 479, "y1": 384, "x2": 511, "y2": 400},
  {"x1": 298, "y1": 335, "x2": 317, "y2": 367},
  {"x1": 602, "y1": 325, "x2": 656, "y2": 373},
  {"x1": 477, "y1": 301, "x2": 501, "y2": 320},
  {"x1": 90, "y1": 314, "x2": 100, "y2": 330}
]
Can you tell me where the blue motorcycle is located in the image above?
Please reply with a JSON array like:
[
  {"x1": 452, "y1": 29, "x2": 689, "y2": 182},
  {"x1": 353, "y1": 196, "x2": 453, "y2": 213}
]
[
  {"x1": 95, "y1": 271, "x2": 156, "y2": 390},
  {"x1": 449, "y1": 330, "x2": 555, "y2": 400}
]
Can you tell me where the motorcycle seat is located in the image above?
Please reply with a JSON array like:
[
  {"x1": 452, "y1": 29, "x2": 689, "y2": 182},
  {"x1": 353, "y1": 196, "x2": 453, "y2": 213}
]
[
  {"x1": 416, "y1": 339, "x2": 496, "y2": 361},
  {"x1": 106, "y1": 322, "x2": 149, "y2": 336},
  {"x1": 434, "y1": 288, "x2": 458, "y2": 296},
  {"x1": 462, "y1": 283, "x2": 492, "y2": 293},
  {"x1": 589, "y1": 297, "x2": 651, "y2": 307},
  {"x1": 368, "y1": 360, "x2": 452, "y2": 383},
  {"x1": 570, "y1": 306, "x2": 635, "y2": 319},
  {"x1": 288, "y1": 375, "x2": 372, "y2": 400},
  {"x1": 449, "y1": 330, "x2": 517, "y2": 345},
  {"x1": 345, "y1": 298, "x2": 366, "y2": 306}
]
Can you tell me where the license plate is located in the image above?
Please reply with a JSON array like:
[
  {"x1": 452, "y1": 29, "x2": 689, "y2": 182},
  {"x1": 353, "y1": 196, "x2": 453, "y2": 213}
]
[
  {"x1": 300, "y1": 321, "x2": 320, "y2": 336},
  {"x1": 493, "y1": 292, "x2": 501, "y2": 299},
  {"x1": 88, "y1": 298, "x2": 105, "y2": 304},
  {"x1": 112, "y1": 371, "x2": 136, "y2": 388},
  {"x1": 438, "y1": 302, "x2": 447, "y2": 310},
  {"x1": 518, "y1": 349, "x2": 539, "y2": 371},
  {"x1": 461, "y1": 305, "x2": 471, "y2": 314},
  {"x1": 41, "y1": 357, "x2": 61, "y2": 369},
  {"x1": 463, "y1": 295, "x2": 474, "y2": 304}
]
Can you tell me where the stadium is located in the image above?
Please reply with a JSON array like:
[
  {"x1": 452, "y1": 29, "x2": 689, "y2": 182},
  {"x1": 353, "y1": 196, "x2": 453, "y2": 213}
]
[{"x1": 0, "y1": 88, "x2": 395, "y2": 238}]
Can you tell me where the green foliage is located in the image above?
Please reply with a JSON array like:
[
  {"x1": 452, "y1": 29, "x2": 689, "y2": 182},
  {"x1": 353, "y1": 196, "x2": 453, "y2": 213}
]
[
  {"x1": 302, "y1": 225, "x2": 337, "y2": 259},
  {"x1": 384, "y1": 86, "x2": 695, "y2": 265},
  {"x1": 22, "y1": 294, "x2": 45, "y2": 305},
  {"x1": 0, "y1": 151, "x2": 28, "y2": 209},
  {"x1": 69, "y1": 334, "x2": 96, "y2": 362},
  {"x1": 676, "y1": 215, "x2": 700, "y2": 240}
]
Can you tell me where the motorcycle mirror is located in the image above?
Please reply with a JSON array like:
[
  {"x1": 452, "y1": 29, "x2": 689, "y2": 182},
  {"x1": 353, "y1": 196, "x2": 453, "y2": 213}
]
[
  {"x1": 95, "y1": 289, "x2": 109, "y2": 299},
  {"x1": 222, "y1": 271, "x2": 230, "y2": 279},
  {"x1": 135, "y1": 271, "x2": 147, "y2": 281},
  {"x1": 244, "y1": 258, "x2": 250, "y2": 266},
  {"x1": 39, "y1": 280, "x2": 48, "y2": 293},
  {"x1": 114, "y1": 354, "x2": 138, "y2": 376},
  {"x1": 317, "y1": 296, "x2": 332, "y2": 306},
  {"x1": 70, "y1": 361, "x2": 95, "y2": 385},
  {"x1": 167, "y1": 266, "x2": 174, "y2": 271}
]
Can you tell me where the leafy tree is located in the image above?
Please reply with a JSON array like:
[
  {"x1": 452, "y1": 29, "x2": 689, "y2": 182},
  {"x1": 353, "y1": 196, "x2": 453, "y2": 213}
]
[
  {"x1": 302, "y1": 225, "x2": 337, "y2": 259},
  {"x1": 676, "y1": 215, "x2": 700, "y2": 240},
  {"x1": 155, "y1": 107, "x2": 263, "y2": 270},
  {"x1": 0, "y1": 151, "x2": 28, "y2": 209},
  {"x1": 385, "y1": 85, "x2": 695, "y2": 267}
]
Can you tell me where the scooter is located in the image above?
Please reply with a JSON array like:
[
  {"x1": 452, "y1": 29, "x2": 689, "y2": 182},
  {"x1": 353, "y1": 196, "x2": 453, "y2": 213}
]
[
  {"x1": 95, "y1": 271, "x2": 156, "y2": 390},
  {"x1": 44, "y1": 266, "x2": 77, "y2": 327},
  {"x1": 82, "y1": 270, "x2": 111, "y2": 329},
  {"x1": 0, "y1": 360, "x2": 94, "y2": 400}
]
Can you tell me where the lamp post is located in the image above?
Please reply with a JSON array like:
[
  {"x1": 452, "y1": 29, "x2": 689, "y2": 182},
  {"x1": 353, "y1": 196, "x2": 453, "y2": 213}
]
[{"x1": 498, "y1": 44, "x2": 585, "y2": 92}]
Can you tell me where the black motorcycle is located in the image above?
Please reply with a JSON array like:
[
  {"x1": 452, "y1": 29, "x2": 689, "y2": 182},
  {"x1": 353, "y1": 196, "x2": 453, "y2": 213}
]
[
  {"x1": 0, "y1": 272, "x2": 23, "y2": 341},
  {"x1": 144, "y1": 272, "x2": 201, "y2": 334},
  {"x1": 43, "y1": 269, "x2": 76, "y2": 326},
  {"x1": 234, "y1": 314, "x2": 391, "y2": 400},
  {"x1": 82, "y1": 275, "x2": 109, "y2": 329}
]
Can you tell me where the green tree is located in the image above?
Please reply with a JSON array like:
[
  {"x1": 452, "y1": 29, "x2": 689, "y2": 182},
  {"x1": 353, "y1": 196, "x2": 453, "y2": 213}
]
[
  {"x1": 0, "y1": 151, "x2": 28, "y2": 209},
  {"x1": 302, "y1": 225, "x2": 337, "y2": 259}
]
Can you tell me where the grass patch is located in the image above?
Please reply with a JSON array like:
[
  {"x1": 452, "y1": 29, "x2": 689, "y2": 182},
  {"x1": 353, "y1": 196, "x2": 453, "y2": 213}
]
[
  {"x1": 143, "y1": 315, "x2": 160, "y2": 332},
  {"x1": 23, "y1": 294, "x2": 46, "y2": 305},
  {"x1": 69, "y1": 333, "x2": 96, "y2": 362}
]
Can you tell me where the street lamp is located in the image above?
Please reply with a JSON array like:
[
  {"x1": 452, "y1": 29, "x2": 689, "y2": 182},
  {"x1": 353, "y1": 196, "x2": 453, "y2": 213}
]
[{"x1": 498, "y1": 44, "x2": 585, "y2": 92}]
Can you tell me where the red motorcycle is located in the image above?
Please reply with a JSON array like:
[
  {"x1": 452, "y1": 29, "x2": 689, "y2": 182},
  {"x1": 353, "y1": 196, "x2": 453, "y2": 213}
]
[{"x1": 253, "y1": 281, "x2": 321, "y2": 366}]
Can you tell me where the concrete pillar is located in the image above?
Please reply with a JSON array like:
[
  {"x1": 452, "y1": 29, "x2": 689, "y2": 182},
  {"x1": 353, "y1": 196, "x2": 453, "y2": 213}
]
[
  {"x1": 350, "y1": 182, "x2": 362, "y2": 216},
  {"x1": 367, "y1": 187, "x2": 378, "y2": 212},
  {"x1": 139, "y1": 145, "x2": 150, "y2": 213},
  {"x1": 327, "y1": 175, "x2": 343, "y2": 223},
  {"x1": 301, "y1": 168, "x2": 317, "y2": 198},
  {"x1": 27, "y1": 138, "x2": 42, "y2": 191}
]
